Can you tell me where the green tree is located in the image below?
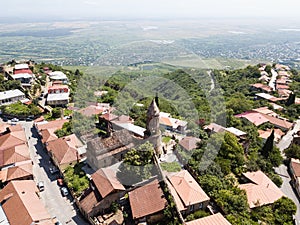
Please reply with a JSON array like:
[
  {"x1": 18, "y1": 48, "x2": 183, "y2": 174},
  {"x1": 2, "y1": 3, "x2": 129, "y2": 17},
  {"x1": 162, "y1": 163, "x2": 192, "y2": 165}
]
[
  {"x1": 285, "y1": 144, "x2": 300, "y2": 159},
  {"x1": 51, "y1": 107, "x2": 62, "y2": 119},
  {"x1": 285, "y1": 92, "x2": 296, "y2": 106},
  {"x1": 261, "y1": 129, "x2": 274, "y2": 158}
]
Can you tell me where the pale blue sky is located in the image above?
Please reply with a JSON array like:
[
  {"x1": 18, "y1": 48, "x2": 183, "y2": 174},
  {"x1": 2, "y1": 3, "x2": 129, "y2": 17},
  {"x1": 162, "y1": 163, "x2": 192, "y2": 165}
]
[{"x1": 2, "y1": 0, "x2": 300, "y2": 20}]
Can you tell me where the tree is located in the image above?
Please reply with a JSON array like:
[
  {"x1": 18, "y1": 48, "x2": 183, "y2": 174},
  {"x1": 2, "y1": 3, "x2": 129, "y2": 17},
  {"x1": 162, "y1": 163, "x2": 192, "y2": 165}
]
[
  {"x1": 261, "y1": 129, "x2": 274, "y2": 158},
  {"x1": 117, "y1": 142, "x2": 158, "y2": 186},
  {"x1": 52, "y1": 107, "x2": 62, "y2": 119},
  {"x1": 261, "y1": 130, "x2": 283, "y2": 167},
  {"x1": 285, "y1": 92, "x2": 296, "y2": 106},
  {"x1": 273, "y1": 197, "x2": 296, "y2": 224},
  {"x1": 284, "y1": 144, "x2": 300, "y2": 159}
]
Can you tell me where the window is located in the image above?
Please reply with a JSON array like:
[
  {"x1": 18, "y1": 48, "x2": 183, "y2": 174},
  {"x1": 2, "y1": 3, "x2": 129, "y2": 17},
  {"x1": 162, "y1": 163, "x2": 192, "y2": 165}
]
[
  {"x1": 189, "y1": 205, "x2": 194, "y2": 212},
  {"x1": 199, "y1": 202, "x2": 203, "y2": 209}
]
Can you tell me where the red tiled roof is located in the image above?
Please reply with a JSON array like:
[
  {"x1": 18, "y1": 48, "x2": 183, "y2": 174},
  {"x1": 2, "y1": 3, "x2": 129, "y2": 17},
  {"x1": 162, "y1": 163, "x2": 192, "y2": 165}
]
[
  {"x1": 291, "y1": 158, "x2": 300, "y2": 177},
  {"x1": 159, "y1": 117, "x2": 173, "y2": 127},
  {"x1": 78, "y1": 105, "x2": 104, "y2": 117},
  {"x1": 0, "y1": 144, "x2": 30, "y2": 167},
  {"x1": 258, "y1": 129, "x2": 284, "y2": 142},
  {"x1": 0, "y1": 131, "x2": 27, "y2": 151},
  {"x1": 79, "y1": 189, "x2": 99, "y2": 214},
  {"x1": 168, "y1": 170, "x2": 209, "y2": 206},
  {"x1": 129, "y1": 179, "x2": 167, "y2": 219},
  {"x1": 13, "y1": 69, "x2": 33, "y2": 74},
  {"x1": 262, "y1": 113, "x2": 293, "y2": 130},
  {"x1": 239, "y1": 170, "x2": 285, "y2": 208},
  {"x1": 179, "y1": 136, "x2": 201, "y2": 151},
  {"x1": 276, "y1": 84, "x2": 289, "y2": 90},
  {"x1": 0, "y1": 180, "x2": 52, "y2": 225},
  {"x1": 0, "y1": 161, "x2": 33, "y2": 182},
  {"x1": 235, "y1": 111, "x2": 269, "y2": 126},
  {"x1": 36, "y1": 119, "x2": 68, "y2": 132},
  {"x1": 100, "y1": 113, "x2": 118, "y2": 121},
  {"x1": 166, "y1": 180, "x2": 186, "y2": 211},
  {"x1": 111, "y1": 115, "x2": 134, "y2": 124},
  {"x1": 185, "y1": 213, "x2": 231, "y2": 225},
  {"x1": 251, "y1": 83, "x2": 273, "y2": 92},
  {"x1": 92, "y1": 167, "x2": 125, "y2": 198},
  {"x1": 46, "y1": 134, "x2": 82, "y2": 165},
  {"x1": 204, "y1": 123, "x2": 226, "y2": 133},
  {"x1": 41, "y1": 128, "x2": 58, "y2": 144}
]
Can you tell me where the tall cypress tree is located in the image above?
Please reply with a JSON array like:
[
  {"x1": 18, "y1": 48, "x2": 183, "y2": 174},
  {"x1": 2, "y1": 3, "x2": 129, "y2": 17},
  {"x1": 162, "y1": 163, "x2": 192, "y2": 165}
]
[
  {"x1": 262, "y1": 129, "x2": 275, "y2": 158},
  {"x1": 285, "y1": 92, "x2": 295, "y2": 106}
]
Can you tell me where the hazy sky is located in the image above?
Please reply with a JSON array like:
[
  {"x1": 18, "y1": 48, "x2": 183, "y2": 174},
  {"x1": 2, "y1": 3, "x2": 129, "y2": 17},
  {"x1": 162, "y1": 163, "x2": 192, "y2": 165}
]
[{"x1": 2, "y1": 0, "x2": 300, "y2": 20}]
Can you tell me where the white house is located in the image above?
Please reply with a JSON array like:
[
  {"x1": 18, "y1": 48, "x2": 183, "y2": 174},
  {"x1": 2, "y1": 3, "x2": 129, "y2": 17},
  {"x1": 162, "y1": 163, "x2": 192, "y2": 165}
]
[{"x1": 0, "y1": 89, "x2": 26, "y2": 105}]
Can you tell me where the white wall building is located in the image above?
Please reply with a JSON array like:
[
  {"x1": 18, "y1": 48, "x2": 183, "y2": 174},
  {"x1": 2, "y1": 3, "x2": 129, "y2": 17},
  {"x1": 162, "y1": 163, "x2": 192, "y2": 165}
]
[{"x1": 0, "y1": 89, "x2": 25, "y2": 105}]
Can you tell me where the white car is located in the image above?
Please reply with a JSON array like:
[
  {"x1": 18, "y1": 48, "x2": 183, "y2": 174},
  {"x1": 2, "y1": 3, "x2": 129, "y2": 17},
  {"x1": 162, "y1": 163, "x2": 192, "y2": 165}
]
[
  {"x1": 11, "y1": 118, "x2": 19, "y2": 122},
  {"x1": 37, "y1": 181, "x2": 44, "y2": 191}
]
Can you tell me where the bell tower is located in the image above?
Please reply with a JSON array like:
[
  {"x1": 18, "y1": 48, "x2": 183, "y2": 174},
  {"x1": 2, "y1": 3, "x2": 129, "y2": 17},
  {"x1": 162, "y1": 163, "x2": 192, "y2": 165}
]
[{"x1": 144, "y1": 98, "x2": 162, "y2": 156}]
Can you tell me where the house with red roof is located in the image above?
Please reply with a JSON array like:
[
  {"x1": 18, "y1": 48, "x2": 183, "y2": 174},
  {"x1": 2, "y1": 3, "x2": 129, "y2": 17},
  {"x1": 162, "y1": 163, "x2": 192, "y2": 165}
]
[
  {"x1": 129, "y1": 179, "x2": 167, "y2": 224},
  {"x1": 251, "y1": 83, "x2": 273, "y2": 93},
  {"x1": 239, "y1": 170, "x2": 285, "y2": 208},
  {"x1": 159, "y1": 112, "x2": 187, "y2": 134},
  {"x1": 167, "y1": 170, "x2": 210, "y2": 216},
  {"x1": 185, "y1": 213, "x2": 231, "y2": 225},
  {"x1": 79, "y1": 167, "x2": 125, "y2": 219},
  {"x1": 289, "y1": 158, "x2": 300, "y2": 197},
  {"x1": 0, "y1": 180, "x2": 53, "y2": 225},
  {"x1": 46, "y1": 134, "x2": 85, "y2": 170}
]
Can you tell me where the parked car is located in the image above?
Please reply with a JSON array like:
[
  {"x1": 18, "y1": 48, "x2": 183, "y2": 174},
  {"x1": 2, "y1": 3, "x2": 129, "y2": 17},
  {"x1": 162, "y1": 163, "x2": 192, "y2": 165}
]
[
  {"x1": 60, "y1": 187, "x2": 69, "y2": 196},
  {"x1": 11, "y1": 118, "x2": 19, "y2": 122},
  {"x1": 49, "y1": 166, "x2": 59, "y2": 174},
  {"x1": 37, "y1": 181, "x2": 44, "y2": 191},
  {"x1": 2, "y1": 117, "x2": 8, "y2": 122}
]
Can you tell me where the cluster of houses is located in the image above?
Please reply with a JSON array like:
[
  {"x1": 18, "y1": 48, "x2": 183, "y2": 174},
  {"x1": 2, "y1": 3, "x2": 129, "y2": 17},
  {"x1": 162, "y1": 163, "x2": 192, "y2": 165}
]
[
  {"x1": 0, "y1": 123, "x2": 57, "y2": 224},
  {"x1": 34, "y1": 118, "x2": 86, "y2": 171},
  {"x1": 1, "y1": 62, "x2": 71, "y2": 108},
  {"x1": 0, "y1": 61, "x2": 297, "y2": 225}
]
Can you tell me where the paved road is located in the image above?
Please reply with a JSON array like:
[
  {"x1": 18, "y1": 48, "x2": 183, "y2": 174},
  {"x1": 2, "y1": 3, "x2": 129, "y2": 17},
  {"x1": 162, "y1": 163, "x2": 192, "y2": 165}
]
[
  {"x1": 269, "y1": 69, "x2": 278, "y2": 90},
  {"x1": 277, "y1": 119, "x2": 300, "y2": 152},
  {"x1": 275, "y1": 119, "x2": 300, "y2": 224},
  {"x1": 21, "y1": 121, "x2": 89, "y2": 225}
]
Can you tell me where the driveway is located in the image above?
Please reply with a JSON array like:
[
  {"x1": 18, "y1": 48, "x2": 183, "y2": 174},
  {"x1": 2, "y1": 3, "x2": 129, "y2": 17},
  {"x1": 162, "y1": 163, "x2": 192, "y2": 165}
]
[{"x1": 21, "y1": 121, "x2": 89, "y2": 225}]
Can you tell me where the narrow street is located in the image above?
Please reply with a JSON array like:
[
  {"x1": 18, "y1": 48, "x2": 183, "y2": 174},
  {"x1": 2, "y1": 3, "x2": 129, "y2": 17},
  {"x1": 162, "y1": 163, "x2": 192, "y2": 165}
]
[
  {"x1": 269, "y1": 69, "x2": 278, "y2": 90},
  {"x1": 275, "y1": 119, "x2": 300, "y2": 224},
  {"x1": 21, "y1": 121, "x2": 89, "y2": 225}
]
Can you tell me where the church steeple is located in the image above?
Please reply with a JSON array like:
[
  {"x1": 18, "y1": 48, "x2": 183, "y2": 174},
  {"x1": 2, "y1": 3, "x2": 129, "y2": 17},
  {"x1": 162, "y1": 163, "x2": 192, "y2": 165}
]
[{"x1": 144, "y1": 98, "x2": 162, "y2": 156}]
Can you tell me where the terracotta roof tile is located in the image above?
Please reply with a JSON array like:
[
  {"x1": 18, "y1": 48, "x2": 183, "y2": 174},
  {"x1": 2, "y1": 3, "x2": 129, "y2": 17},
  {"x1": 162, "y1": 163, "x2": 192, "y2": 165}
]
[
  {"x1": 46, "y1": 134, "x2": 82, "y2": 165},
  {"x1": 291, "y1": 158, "x2": 300, "y2": 177},
  {"x1": 204, "y1": 123, "x2": 226, "y2": 133},
  {"x1": 0, "y1": 131, "x2": 27, "y2": 151},
  {"x1": 168, "y1": 170, "x2": 209, "y2": 206},
  {"x1": 235, "y1": 111, "x2": 269, "y2": 126},
  {"x1": 36, "y1": 119, "x2": 68, "y2": 132},
  {"x1": 261, "y1": 113, "x2": 293, "y2": 130},
  {"x1": 41, "y1": 128, "x2": 58, "y2": 143},
  {"x1": 129, "y1": 179, "x2": 167, "y2": 219},
  {"x1": 166, "y1": 180, "x2": 186, "y2": 211},
  {"x1": 79, "y1": 189, "x2": 99, "y2": 214},
  {"x1": 239, "y1": 170, "x2": 285, "y2": 208},
  {"x1": 179, "y1": 136, "x2": 201, "y2": 151},
  {"x1": 0, "y1": 161, "x2": 33, "y2": 182},
  {"x1": 92, "y1": 167, "x2": 125, "y2": 198},
  {"x1": 0, "y1": 144, "x2": 30, "y2": 167},
  {"x1": 0, "y1": 180, "x2": 52, "y2": 225},
  {"x1": 185, "y1": 213, "x2": 231, "y2": 225}
]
